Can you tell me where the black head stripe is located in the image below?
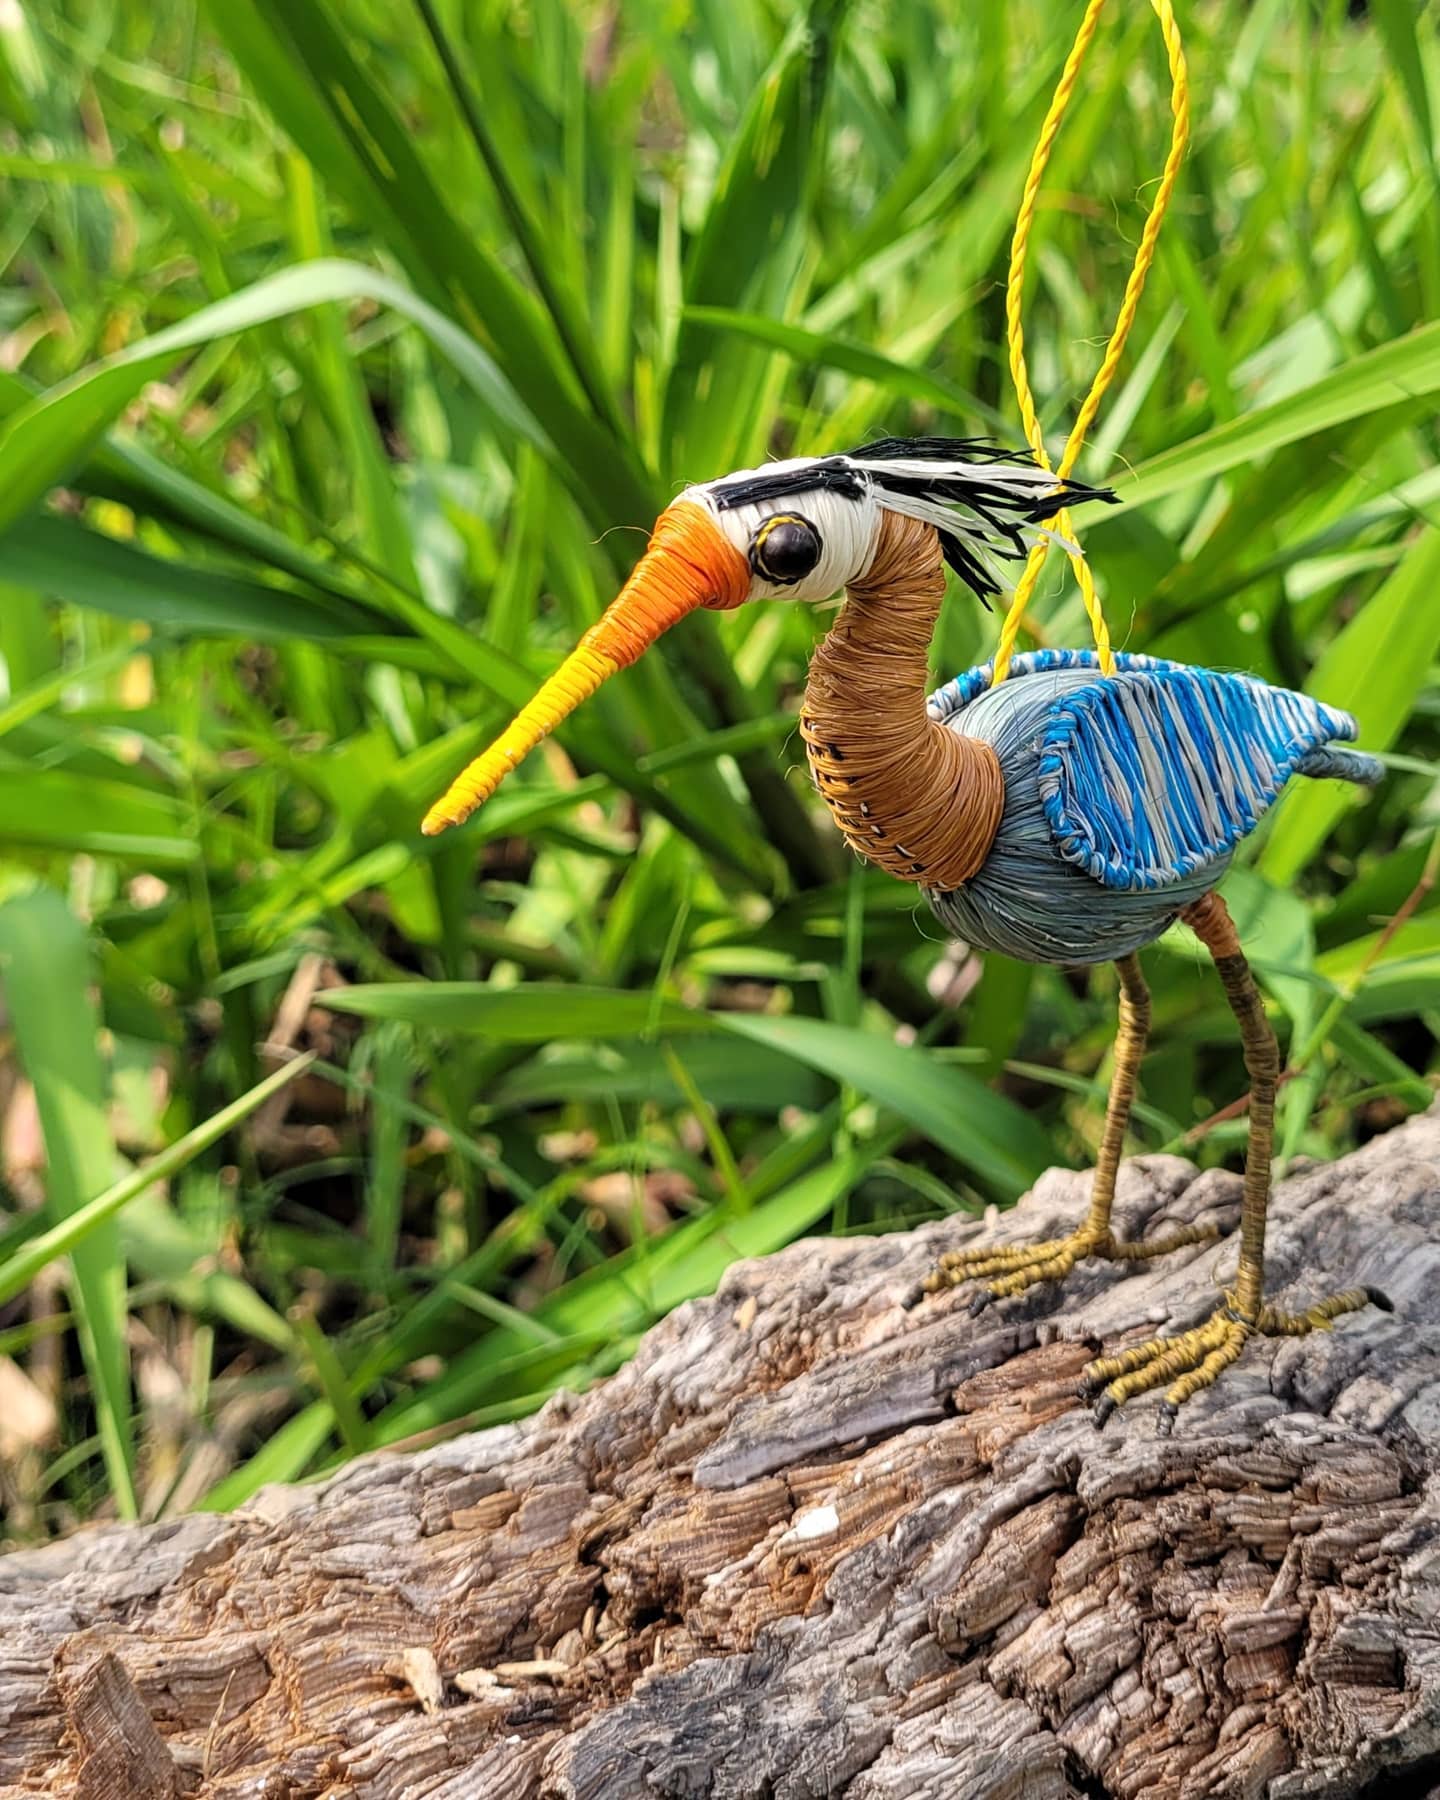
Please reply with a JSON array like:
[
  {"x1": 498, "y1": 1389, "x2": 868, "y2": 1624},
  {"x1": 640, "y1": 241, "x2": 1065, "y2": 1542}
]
[
  {"x1": 711, "y1": 458, "x2": 865, "y2": 512},
  {"x1": 848, "y1": 435, "x2": 1024, "y2": 465}
]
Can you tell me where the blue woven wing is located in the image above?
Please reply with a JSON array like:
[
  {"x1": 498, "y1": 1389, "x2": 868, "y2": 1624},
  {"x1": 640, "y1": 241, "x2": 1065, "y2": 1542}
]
[{"x1": 1036, "y1": 668, "x2": 1364, "y2": 892}]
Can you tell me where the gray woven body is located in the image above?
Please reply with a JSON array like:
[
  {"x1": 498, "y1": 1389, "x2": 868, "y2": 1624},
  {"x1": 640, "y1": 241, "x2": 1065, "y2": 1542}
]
[{"x1": 925, "y1": 666, "x2": 1225, "y2": 965}]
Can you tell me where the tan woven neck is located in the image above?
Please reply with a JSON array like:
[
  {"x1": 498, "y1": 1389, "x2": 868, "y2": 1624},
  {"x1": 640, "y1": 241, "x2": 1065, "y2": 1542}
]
[{"x1": 800, "y1": 511, "x2": 1004, "y2": 891}]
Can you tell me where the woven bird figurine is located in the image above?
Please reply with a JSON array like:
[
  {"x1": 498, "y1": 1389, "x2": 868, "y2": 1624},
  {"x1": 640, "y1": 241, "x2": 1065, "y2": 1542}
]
[{"x1": 423, "y1": 439, "x2": 1387, "y2": 1431}]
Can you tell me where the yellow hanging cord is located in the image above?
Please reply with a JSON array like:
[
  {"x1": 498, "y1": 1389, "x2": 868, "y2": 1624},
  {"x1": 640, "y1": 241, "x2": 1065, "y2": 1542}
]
[{"x1": 992, "y1": 0, "x2": 1191, "y2": 684}]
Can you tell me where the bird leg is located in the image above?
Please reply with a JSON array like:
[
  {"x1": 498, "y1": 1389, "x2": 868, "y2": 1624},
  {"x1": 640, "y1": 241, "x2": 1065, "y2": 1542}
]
[
  {"x1": 925, "y1": 952, "x2": 1221, "y2": 1311},
  {"x1": 1082, "y1": 892, "x2": 1379, "y2": 1433}
]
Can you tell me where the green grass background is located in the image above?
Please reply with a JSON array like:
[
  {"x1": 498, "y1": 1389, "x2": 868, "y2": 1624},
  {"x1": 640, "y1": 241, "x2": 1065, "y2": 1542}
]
[{"x1": 0, "y1": 0, "x2": 1437, "y2": 1535}]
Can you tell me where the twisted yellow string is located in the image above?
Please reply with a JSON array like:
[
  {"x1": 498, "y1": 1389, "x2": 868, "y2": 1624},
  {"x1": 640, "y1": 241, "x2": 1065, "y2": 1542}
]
[{"x1": 992, "y1": 0, "x2": 1191, "y2": 683}]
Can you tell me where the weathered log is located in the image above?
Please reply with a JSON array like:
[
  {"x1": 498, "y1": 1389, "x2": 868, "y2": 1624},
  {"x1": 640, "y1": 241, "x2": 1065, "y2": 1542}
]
[{"x1": 6, "y1": 1109, "x2": 1440, "y2": 1798}]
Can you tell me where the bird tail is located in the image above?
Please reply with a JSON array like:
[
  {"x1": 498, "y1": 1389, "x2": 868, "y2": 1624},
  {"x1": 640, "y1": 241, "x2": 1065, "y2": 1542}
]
[{"x1": 1297, "y1": 745, "x2": 1385, "y2": 786}]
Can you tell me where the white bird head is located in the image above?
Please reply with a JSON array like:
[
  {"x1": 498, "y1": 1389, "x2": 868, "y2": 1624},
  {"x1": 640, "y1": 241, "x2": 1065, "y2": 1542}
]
[
  {"x1": 683, "y1": 437, "x2": 1113, "y2": 606},
  {"x1": 421, "y1": 437, "x2": 1114, "y2": 834}
]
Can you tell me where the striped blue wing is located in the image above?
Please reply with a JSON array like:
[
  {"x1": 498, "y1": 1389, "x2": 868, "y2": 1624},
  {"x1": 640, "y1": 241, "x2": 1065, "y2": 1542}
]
[{"x1": 1036, "y1": 668, "x2": 1368, "y2": 892}]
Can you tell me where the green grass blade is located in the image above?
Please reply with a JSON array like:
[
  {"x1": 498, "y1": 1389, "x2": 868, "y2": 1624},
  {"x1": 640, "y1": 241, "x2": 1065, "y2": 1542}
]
[
  {"x1": 663, "y1": 4, "x2": 851, "y2": 473},
  {"x1": 1113, "y1": 321, "x2": 1440, "y2": 511},
  {"x1": 682, "y1": 306, "x2": 995, "y2": 420},
  {"x1": 3, "y1": 514, "x2": 378, "y2": 639},
  {"x1": 322, "y1": 983, "x2": 702, "y2": 1041},
  {"x1": 197, "y1": 1400, "x2": 336, "y2": 1511},
  {"x1": 713, "y1": 1013, "x2": 1050, "y2": 1201},
  {"x1": 408, "y1": 0, "x2": 623, "y2": 441},
  {"x1": 208, "y1": 0, "x2": 655, "y2": 533},
  {"x1": 0, "y1": 260, "x2": 545, "y2": 537},
  {"x1": 1372, "y1": 0, "x2": 1436, "y2": 178},
  {"x1": 363, "y1": 1022, "x2": 413, "y2": 1284},
  {"x1": 284, "y1": 153, "x2": 419, "y2": 590},
  {"x1": 0, "y1": 639, "x2": 138, "y2": 744},
  {"x1": 0, "y1": 371, "x2": 392, "y2": 613},
  {"x1": 0, "y1": 766, "x2": 200, "y2": 866},
  {"x1": 322, "y1": 982, "x2": 1047, "y2": 1199},
  {"x1": 1259, "y1": 525, "x2": 1440, "y2": 884},
  {"x1": 292, "y1": 1309, "x2": 369, "y2": 1455},
  {"x1": 0, "y1": 1053, "x2": 318, "y2": 1310},
  {"x1": 0, "y1": 888, "x2": 134, "y2": 1517}
]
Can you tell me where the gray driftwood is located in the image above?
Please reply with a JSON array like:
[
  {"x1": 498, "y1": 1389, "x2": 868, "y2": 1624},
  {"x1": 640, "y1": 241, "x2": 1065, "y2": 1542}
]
[{"x1": 7, "y1": 1111, "x2": 1440, "y2": 1799}]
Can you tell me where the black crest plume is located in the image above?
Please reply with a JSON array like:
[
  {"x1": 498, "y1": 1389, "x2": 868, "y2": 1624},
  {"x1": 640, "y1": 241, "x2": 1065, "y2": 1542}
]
[{"x1": 845, "y1": 437, "x2": 1117, "y2": 605}]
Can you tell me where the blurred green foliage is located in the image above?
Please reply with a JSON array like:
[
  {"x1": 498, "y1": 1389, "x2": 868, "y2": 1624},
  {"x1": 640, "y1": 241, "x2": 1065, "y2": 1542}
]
[{"x1": 0, "y1": 0, "x2": 1436, "y2": 1535}]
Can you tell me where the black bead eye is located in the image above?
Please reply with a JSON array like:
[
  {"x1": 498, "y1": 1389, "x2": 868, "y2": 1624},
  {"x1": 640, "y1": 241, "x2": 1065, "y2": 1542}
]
[{"x1": 749, "y1": 513, "x2": 822, "y2": 585}]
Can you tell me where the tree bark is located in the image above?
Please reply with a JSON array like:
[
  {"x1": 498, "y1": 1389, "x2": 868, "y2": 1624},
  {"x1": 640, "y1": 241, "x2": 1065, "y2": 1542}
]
[{"x1": 6, "y1": 1110, "x2": 1440, "y2": 1799}]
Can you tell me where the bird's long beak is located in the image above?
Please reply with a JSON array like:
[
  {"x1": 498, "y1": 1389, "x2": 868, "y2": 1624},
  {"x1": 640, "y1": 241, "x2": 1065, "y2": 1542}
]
[{"x1": 421, "y1": 500, "x2": 750, "y2": 835}]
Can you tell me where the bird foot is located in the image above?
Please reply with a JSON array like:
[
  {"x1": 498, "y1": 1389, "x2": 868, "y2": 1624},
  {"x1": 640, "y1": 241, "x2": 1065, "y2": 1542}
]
[
  {"x1": 926, "y1": 1231, "x2": 1094, "y2": 1303},
  {"x1": 1082, "y1": 1285, "x2": 1380, "y2": 1433},
  {"x1": 923, "y1": 1220, "x2": 1222, "y2": 1307}
]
